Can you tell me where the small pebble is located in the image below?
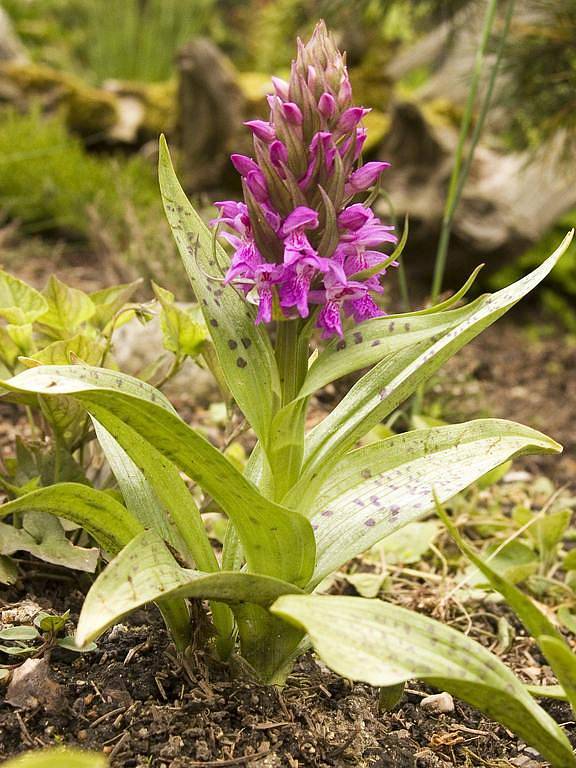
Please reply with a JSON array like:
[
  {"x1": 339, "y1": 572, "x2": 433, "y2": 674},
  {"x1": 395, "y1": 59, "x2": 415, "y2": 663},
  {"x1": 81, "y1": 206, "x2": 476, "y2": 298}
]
[
  {"x1": 77, "y1": 730, "x2": 88, "y2": 741},
  {"x1": 420, "y1": 692, "x2": 454, "y2": 714}
]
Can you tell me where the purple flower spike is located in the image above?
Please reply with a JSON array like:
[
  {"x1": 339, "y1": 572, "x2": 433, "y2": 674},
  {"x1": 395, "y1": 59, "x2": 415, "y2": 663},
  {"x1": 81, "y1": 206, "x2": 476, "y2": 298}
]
[
  {"x1": 345, "y1": 162, "x2": 391, "y2": 196},
  {"x1": 281, "y1": 102, "x2": 304, "y2": 126},
  {"x1": 212, "y1": 21, "x2": 399, "y2": 337},
  {"x1": 244, "y1": 120, "x2": 276, "y2": 143}
]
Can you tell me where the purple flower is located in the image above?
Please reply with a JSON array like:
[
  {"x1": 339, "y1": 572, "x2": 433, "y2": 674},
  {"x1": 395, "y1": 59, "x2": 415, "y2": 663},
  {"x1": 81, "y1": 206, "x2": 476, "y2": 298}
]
[{"x1": 212, "y1": 22, "x2": 398, "y2": 337}]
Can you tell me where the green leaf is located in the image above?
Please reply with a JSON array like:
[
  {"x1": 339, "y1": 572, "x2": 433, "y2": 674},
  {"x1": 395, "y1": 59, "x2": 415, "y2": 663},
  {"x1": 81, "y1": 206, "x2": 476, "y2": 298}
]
[
  {"x1": 1, "y1": 748, "x2": 108, "y2": 768},
  {"x1": 34, "y1": 610, "x2": 69, "y2": 633},
  {"x1": 271, "y1": 595, "x2": 576, "y2": 768},
  {"x1": 371, "y1": 521, "x2": 439, "y2": 565},
  {"x1": 158, "y1": 136, "x2": 281, "y2": 449},
  {"x1": 0, "y1": 513, "x2": 99, "y2": 572},
  {"x1": 39, "y1": 276, "x2": 95, "y2": 335},
  {"x1": 300, "y1": 231, "x2": 573, "y2": 487},
  {"x1": 0, "y1": 555, "x2": 19, "y2": 584},
  {"x1": 0, "y1": 626, "x2": 40, "y2": 641},
  {"x1": 57, "y1": 635, "x2": 97, "y2": 653},
  {"x1": 90, "y1": 279, "x2": 142, "y2": 330},
  {"x1": 152, "y1": 283, "x2": 207, "y2": 358},
  {"x1": 0, "y1": 326, "x2": 22, "y2": 369},
  {"x1": 76, "y1": 530, "x2": 302, "y2": 646},
  {"x1": 538, "y1": 636, "x2": 576, "y2": 718},
  {"x1": 0, "y1": 270, "x2": 48, "y2": 325},
  {"x1": 30, "y1": 335, "x2": 105, "y2": 366},
  {"x1": 1, "y1": 364, "x2": 176, "y2": 412},
  {"x1": 3, "y1": 366, "x2": 315, "y2": 587},
  {"x1": 92, "y1": 420, "x2": 195, "y2": 558},
  {"x1": 90, "y1": 418, "x2": 233, "y2": 656},
  {"x1": 301, "y1": 265, "x2": 484, "y2": 399},
  {"x1": 287, "y1": 419, "x2": 559, "y2": 586},
  {"x1": 0, "y1": 484, "x2": 143, "y2": 556}
]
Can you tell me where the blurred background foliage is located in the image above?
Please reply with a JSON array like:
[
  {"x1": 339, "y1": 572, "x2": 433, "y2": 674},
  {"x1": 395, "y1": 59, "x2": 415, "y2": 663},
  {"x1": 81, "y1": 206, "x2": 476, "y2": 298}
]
[{"x1": 0, "y1": 0, "x2": 574, "y2": 323}]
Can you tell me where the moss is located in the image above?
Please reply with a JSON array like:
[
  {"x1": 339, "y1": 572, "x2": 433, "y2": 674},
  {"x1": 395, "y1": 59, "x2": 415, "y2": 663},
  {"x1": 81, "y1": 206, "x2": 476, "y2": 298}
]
[
  {"x1": 0, "y1": 62, "x2": 117, "y2": 137},
  {"x1": 362, "y1": 111, "x2": 390, "y2": 154},
  {"x1": 237, "y1": 71, "x2": 274, "y2": 115},
  {"x1": 103, "y1": 79, "x2": 177, "y2": 138}
]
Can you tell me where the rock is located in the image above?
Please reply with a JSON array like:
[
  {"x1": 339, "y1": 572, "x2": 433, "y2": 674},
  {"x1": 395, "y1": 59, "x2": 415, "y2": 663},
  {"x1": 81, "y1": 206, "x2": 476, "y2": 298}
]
[
  {"x1": 5, "y1": 658, "x2": 66, "y2": 713},
  {"x1": 102, "y1": 79, "x2": 177, "y2": 143},
  {"x1": 0, "y1": 62, "x2": 118, "y2": 138},
  {"x1": 419, "y1": 692, "x2": 454, "y2": 714},
  {"x1": 0, "y1": 7, "x2": 28, "y2": 64},
  {"x1": 378, "y1": 100, "x2": 576, "y2": 287},
  {"x1": 177, "y1": 38, "x2": 246, "y2": 192}
]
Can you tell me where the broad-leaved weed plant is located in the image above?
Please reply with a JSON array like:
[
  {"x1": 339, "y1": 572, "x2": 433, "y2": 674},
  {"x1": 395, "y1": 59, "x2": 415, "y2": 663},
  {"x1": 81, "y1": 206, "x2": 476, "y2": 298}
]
[{"x1": 1, "y1": 23, "x2": 574, "y2": 766}]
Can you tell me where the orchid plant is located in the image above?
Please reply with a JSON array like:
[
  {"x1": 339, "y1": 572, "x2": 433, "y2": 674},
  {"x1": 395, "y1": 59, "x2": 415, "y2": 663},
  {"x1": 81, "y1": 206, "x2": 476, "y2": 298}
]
[{"x1": 0, "y1": 23, "x2": 574, "y2": 766}]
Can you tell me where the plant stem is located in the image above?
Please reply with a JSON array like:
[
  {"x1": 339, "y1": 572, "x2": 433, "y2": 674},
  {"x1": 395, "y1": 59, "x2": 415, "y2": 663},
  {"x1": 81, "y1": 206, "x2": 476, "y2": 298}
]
[
  {"x1": 275, "y1": 320, "x2": 308, "y2": 406},
  {"x1": 430, "y1": 0, "x2": 500, "y2": 302}
]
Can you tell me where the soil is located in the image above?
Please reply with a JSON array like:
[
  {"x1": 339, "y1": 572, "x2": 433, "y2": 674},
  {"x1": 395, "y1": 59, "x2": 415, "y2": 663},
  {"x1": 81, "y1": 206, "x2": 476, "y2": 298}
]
[{"x1": 1, "y1": 582, "x2": 573, "y2": 768}]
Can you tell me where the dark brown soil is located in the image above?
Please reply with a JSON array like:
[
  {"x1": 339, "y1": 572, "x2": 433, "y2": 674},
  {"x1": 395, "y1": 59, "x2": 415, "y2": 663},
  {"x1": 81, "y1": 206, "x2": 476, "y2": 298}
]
[{"x1": 1, "y1": 581, "x2": 573, "y2": 768}]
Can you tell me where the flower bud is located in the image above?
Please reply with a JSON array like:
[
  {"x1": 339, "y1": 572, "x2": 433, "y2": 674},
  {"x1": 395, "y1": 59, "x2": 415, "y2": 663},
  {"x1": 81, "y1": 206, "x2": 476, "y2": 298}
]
[
  {"x1": 281, "y1": 102, "x2": 304, "y2": 126},
  {"x1": 318, "y1": 92, "x2": 336, "y2": 119},
  {"x1": 231, "y1": 154, "x2": 260, "y2": 176},
  {"x1": 244, "y1": 120, "x2": 276, "y2": 143},
  {"x1": 345, "y1": 162, "x2": 391, "y2": 196}
]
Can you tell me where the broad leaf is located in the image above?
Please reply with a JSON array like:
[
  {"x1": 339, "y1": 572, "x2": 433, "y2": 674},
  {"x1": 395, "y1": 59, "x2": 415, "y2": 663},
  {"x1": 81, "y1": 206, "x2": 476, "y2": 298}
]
[
  {"x1": 301, "y1": 231, "x2": 573, "y2": 486},
  {"x1": 272, "y1": 595, "x2": 575, "y2": 768},
  {"x1": 91, "y1": 419, "x2": 217, "y2": 572},
  {"x1": 158, "y1": 136, "x2": 281, "y2": 449},
  {"x1": 76, "y1": 530, "x2": 302, "y2": 646},
  {"x1": 90, "y1": 279, "x2": 142, "y2": 330},
  {"x1": 0, "y1": 513, "x2": 98, "y2": 572},
  {"x1": 0, "y1": 484, "x2": 143, "y2": 556},
  {"x1": 301, "y1": 267, "x2": 484, "y2": 397},
  {"x1": 0, "y1": 364, "x2": 175, "y2": 411},
  {"x1": 30, "y1": 335, "x2": 105, "y2": 366},
  {"x1": 288, "y1": 419, "x2": 560, "y2": 585},
  {"x1": 538, "y1": 636, "x2": 576, "y2": 717},
  {"x1": 0, "y1": 270, "x2": 48, "y2": 325},
  {"x1": 152, "y1": 283, "x2": 207, "y2": 358},
  {"x1": 2, "y1": 749, "x2": 108, "y2": 768},
  {"x1": 39, "y1": 276, "x2": 95, "y2": 335},
  {"x1": 2, "y1": 367, "x2": 315, "y2": 587}
]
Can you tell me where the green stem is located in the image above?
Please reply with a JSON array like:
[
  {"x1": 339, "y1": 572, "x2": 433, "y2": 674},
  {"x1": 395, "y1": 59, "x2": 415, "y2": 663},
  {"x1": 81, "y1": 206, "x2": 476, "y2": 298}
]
[
  {"x1": 275, "y1": 320, "x2": 308, "y2": 406},
  {"x1": 430, "y1": 0, "x2": 500, "y2": 302},
  {"x1": 271, "y1": 321, "x2": 310, "y2": 500}
]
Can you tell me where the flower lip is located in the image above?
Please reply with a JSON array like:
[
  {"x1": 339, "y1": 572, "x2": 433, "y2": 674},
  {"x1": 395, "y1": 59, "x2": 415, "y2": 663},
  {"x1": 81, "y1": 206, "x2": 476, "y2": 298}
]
[{"x1": 281, "y1": 206, "x2": 320, "y2": 235}]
